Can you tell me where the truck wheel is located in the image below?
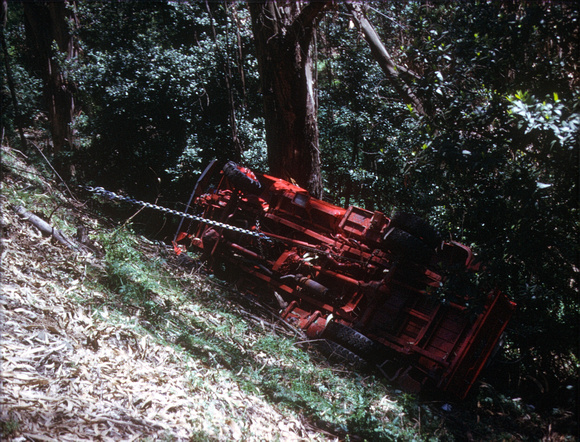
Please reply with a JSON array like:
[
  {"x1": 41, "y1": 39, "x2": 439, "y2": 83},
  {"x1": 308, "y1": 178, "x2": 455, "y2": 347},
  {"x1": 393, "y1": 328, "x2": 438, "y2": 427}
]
[
  {"x1": 323, "y1": 321, "x2": 381, "y2": 363},
  {"x1": 223, "y1": 161, "x2": 262, "y2": 195},
  {"x1": 315, "y1": 339, "x2": 368, "y2": 370},
  {"x1": 383, "y1": 228, "x2": 433, "y2": 264},
  {"x1": 390, "y1": 212, "x2": 442, "y2": 250}
]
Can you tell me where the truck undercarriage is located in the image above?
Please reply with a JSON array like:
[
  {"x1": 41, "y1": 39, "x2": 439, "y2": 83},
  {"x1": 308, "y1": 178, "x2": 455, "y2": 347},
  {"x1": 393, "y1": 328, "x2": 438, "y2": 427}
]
[{"x1": 174, "y1": 160, "x2": 516, "y2": 399}]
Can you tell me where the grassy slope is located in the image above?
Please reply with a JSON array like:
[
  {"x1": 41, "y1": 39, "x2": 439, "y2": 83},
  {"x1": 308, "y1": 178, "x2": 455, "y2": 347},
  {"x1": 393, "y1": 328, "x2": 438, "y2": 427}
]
[{"x1": 1, "y1": 145, "x2": 574, "y2": 441}]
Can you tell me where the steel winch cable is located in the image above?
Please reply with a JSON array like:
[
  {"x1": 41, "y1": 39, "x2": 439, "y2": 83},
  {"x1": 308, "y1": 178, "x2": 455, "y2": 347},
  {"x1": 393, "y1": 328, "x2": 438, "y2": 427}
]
[
  {"x1": 85, "y1": 186, "x2": 369, "y2": 265},
  {"x1": 85, "y1": 186, "x2": 272, "y2": 242}
]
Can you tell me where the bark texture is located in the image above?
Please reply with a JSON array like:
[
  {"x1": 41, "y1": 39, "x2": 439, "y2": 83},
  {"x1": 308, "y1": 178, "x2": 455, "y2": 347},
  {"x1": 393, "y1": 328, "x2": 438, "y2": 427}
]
[
  {"x1": 249, "y1": 1, "x2": 329, "y2": 197},
  {"x1": 23, "y1": 1, "x2": 79, "y2": 152}
]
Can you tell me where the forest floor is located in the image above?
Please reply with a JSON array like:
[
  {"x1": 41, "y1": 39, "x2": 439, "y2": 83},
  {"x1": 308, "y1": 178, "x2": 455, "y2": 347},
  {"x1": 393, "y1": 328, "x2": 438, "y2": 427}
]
[
  {"x1": 2, "y1": 146, "x2": 344, "y2": 441},
  {"x1": 1, "y1": 144, "x2": 577, "y2": 441}
]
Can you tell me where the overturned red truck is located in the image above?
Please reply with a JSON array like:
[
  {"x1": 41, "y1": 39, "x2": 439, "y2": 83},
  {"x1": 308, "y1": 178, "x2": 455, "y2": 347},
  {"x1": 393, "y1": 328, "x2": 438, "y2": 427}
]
[{"x1": 174, "y1": 160, "x2": 516, "y2": 399}]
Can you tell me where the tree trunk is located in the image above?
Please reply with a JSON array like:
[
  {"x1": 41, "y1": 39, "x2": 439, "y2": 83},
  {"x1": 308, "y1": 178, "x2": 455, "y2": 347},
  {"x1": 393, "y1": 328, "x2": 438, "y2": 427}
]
[
  {"x1": 23, "y1": 1, "x2": 78, "y2": 153},
  {"x1": 1, "y1": 0, "x2": 27, "y2": 150},
  {"x1": 249, "y1": 1, "x2": 328, "y2": 198}
]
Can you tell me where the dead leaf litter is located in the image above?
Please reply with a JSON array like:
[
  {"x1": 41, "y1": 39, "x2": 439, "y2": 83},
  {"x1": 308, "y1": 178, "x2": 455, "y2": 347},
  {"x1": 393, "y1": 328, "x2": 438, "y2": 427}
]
[{"x1": 1, "y1": 148, "x2": 333, "y2": 441}]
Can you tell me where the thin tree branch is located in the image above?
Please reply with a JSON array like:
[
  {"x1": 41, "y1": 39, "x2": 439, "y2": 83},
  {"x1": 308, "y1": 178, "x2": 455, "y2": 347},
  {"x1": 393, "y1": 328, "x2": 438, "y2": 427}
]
[
  {"x1": 28, "y1": 140, "x2": 78, "y2": 202},
  {"x1": 345, "y1": 1, "x2": 426, "y2": 116}
]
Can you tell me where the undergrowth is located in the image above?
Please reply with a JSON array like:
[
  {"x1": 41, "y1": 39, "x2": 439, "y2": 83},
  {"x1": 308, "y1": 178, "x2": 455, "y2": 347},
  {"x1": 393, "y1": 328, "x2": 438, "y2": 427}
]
[{"x1": 88, "y1": 227, "x2": 427, "y2": 440}]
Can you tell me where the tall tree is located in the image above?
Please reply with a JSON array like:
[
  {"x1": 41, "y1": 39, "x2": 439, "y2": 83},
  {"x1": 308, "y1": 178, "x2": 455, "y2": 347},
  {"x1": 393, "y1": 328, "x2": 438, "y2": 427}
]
[
  {"x1": 249, "y1": 1, "x2": 329, "y2": 197},
  {"x1": 23, "y1": 0, "x2": 78, "y2": 153},
  {"x1": 1, "y1": 0, "x2": 27, "y2": 150}
]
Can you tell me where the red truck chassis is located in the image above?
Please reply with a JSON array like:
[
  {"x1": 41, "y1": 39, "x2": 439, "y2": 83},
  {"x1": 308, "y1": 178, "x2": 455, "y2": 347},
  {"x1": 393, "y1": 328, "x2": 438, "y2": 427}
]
[{"x1": 175, "y1": 160, "x2": 516, "y2": 399}]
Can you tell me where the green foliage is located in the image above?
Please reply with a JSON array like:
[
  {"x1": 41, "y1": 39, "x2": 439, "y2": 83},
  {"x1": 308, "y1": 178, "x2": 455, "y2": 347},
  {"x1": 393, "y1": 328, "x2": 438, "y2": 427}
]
[
  {"x1": 0, "y1": 61, "x2": 43, "y2": 128},
  {"x1": 318, "y1": 11, "x2": 415, "y2": 211},
  {"x1": 507, "y1": 91, "x2": 580, "y2": 150},
  {"x1": 388, "y1": 2, "x2": 579, "y2": 399},
  {"x1": 317, "y1": 0, "x2": 579, "y2": 403},
  {"x1": 0, "y1": 417, "x2": 21, "y2": 439},
  {"x1": 1, "y1": 5, "x2": 44, "y2": 133},
  {"x1": 64, "y1": 1, "x2": 264, "y2": 201}
]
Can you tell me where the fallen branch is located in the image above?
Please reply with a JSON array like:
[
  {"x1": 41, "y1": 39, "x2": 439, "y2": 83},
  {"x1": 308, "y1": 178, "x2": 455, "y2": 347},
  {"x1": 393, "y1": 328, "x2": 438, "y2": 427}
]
[{"x1": 12, "y1": 205, "x2": 89, "y2": 254}]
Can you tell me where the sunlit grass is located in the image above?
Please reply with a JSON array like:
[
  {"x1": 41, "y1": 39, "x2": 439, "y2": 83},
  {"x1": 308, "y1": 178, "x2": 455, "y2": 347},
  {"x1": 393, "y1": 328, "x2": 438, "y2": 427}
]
[{"x1": 85, "y1": 224, "x2": 425, "y2": 440}]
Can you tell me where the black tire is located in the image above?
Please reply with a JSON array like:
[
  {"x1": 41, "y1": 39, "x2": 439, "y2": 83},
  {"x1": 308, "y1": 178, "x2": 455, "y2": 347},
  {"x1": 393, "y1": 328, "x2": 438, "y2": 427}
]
[
  {"x1": 390, "y1": 212, "x2": 442, "y2": 250},
  {"x1": 382, "y1": 227, "x2": 434, "y2": 264},
  {"x1": 223, "y1": 161, "x2": 262, "y2": 195},
  {"x1": 315, "y1": 339, "x2": 368, "y2": 370},
  {"x1": 323, "y1": 321, "x2": 381, "y2": 363}
]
